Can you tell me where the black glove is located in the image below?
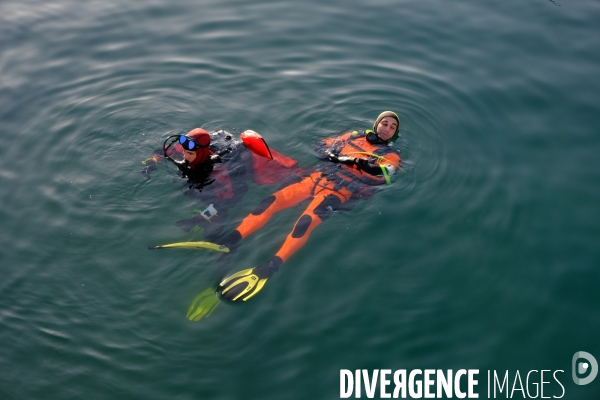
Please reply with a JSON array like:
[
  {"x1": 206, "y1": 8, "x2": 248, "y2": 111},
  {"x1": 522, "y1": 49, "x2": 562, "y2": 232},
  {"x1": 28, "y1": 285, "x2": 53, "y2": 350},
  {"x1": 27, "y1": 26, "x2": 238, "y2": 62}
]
[
  {"x1": 210, "y1": 154, "x2": 222, "y2": 163},
  {"x1": 141, "y1": 160, "x2": 157, "y2": 179},
  {"x1": 355, "y1": 158, "x2": 368, "y2": 170},
  {"x1": 328, "y1": 153, "x2": 356, "y2": 166}
]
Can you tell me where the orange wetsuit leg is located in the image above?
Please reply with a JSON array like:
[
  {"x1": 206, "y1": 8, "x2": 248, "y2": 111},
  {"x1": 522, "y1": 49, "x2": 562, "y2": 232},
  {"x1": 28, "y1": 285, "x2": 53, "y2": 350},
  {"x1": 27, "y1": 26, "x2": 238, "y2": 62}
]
[
  {"x1": 274, "y1": 179, "x2": 352, "y2": 263},
  {"x1": 236, "y1": 173, "x2": 319, "y2": 239}
]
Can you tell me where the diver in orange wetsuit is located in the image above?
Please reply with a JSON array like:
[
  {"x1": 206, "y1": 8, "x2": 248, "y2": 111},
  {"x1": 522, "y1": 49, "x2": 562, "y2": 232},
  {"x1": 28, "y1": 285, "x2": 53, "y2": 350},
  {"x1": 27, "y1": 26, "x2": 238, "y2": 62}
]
[{"x1": 218, "y1": 111, "x2": 402, "y2": 302}]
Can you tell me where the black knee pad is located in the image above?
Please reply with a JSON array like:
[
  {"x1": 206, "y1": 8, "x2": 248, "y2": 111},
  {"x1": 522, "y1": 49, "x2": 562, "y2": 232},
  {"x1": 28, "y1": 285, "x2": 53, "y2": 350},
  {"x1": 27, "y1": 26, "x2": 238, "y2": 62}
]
[
  {"x1": 291, "y1": 215, "x2": 312, "y2": 238},
  {"x1": 252, "y1": 195, "x2": 276, "y2": 215},
  {"x1": 313, "y1": 195, "x2": 343, "y2": 221}
]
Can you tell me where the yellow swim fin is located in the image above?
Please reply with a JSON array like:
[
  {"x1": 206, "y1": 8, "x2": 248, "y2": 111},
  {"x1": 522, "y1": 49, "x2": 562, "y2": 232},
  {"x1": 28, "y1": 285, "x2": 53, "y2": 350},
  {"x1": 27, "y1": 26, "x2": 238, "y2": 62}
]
[
  {"x1": 187, "y1": 287, "x2": 220, "y2": 321},
  {"x1": 218, "y1": 265, "x2": 275, "y2": 302},
  {"x1": 148, "y1": 241, "x2": 230, "y2": 252}
]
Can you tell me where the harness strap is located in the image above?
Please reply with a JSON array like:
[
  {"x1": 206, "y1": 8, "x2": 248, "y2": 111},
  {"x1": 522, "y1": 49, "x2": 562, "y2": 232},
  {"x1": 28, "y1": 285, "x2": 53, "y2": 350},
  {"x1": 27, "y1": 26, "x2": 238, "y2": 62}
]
[
  {"x1": 380, "y1": 164, "x2": 391, "y2": 185},
  {"x1": 311, "y1": 175, "x2": 325, "y2": 196},
  {"x1": 346, "y1": 132, "x2": 369, "y2": 153}
]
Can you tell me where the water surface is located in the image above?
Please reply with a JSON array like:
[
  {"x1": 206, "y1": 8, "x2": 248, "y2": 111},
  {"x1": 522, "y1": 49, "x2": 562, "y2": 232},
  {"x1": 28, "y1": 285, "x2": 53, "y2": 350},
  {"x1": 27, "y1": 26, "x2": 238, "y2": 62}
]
[{"x1": 1, "y1": 0, "x2": 599, "y2": 399}]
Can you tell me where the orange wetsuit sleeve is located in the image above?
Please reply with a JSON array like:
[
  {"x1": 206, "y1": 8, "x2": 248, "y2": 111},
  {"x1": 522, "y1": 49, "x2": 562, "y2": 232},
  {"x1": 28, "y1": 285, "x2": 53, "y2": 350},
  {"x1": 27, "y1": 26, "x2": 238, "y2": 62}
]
[{"x1": 379, "y1": 151, "x2": 401, "y2": 167}]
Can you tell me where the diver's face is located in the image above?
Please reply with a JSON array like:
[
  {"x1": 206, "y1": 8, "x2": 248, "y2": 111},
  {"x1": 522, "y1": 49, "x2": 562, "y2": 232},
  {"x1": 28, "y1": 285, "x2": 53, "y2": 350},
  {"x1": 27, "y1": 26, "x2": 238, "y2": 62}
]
[
  {"x1": 183, "y1": 149, "x2": 197, "y2": 163},
  {"x1": 376, "y1": 117, "x2": 398, "y2": 141}
]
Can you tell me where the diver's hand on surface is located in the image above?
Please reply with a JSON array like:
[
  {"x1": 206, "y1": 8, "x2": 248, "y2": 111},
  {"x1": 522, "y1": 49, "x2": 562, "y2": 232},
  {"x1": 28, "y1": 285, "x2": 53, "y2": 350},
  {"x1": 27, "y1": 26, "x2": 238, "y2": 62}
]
[
  {"x1": 355, "y1": 158, "x2": 368, "y2": 170},
  {"x1": 210, "y1": 154, "x2": 222, "y2": 163},
  {"x1": 337, "y1": 156, "x2": 356, "y2": 165},
  {"x1": 329, "y1": 153, "x2": 356, "y2": 165},
  {"x1": 383, "y1": 163, "x2": 396, "y2": 176}
]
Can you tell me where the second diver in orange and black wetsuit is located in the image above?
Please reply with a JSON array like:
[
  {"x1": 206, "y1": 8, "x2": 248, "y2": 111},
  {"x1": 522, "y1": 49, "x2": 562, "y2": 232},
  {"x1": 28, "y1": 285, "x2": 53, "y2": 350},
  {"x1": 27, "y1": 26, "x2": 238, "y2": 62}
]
[
  {"x1": 217, "y1": 111, "x2": 402, "y2": 302},
  {"x1": 143, "y1": 128, "x2": 301, "y2": 242}
]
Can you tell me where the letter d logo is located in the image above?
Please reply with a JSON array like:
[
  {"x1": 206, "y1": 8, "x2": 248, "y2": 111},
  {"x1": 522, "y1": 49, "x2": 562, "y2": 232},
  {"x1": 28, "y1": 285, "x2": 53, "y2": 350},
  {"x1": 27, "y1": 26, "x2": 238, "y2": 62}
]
[{"x1": 572, "y1": 351, "x2": 598, "y2": 385}]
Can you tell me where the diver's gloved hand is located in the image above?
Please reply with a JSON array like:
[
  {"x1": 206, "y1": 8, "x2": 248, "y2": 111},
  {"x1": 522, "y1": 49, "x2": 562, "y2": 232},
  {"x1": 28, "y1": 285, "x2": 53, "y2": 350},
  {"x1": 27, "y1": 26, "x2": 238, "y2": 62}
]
[
  {"x1": 328, "y1": 152, "x2": 339, "y2": 162},
  {"x1": 355, "y1": 158, "x2": 368, "y2": 170},
  {"x1": 337, "y1": 156, "x2": 357, "y2": 165},
  {"x1": 210, "y1": 154, "x2": 222, "y2": 163},
  {"x1": 141, "y1": 160, "x2": 157, "y2": 179},
  {"x1": 328, "y1": 153, "x2": 356, "y2": 166},
  {"x1": 218, "y1": 259, "x2": 279, "y2": 302}
]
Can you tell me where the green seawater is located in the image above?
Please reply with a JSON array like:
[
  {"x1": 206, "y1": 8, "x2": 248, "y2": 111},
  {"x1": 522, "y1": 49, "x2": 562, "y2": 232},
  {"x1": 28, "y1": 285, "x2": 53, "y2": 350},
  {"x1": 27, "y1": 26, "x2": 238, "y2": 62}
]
[{"x1": 1, "y1": 0, "x2": 599, "y2": 399}]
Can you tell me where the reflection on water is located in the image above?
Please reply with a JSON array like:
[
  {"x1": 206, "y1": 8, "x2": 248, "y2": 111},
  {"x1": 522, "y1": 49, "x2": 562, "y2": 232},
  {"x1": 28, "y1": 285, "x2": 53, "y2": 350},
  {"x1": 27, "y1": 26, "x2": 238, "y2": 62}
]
[{"x1": 1, "y1": 0, "x2": 599, "y2": 399}]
